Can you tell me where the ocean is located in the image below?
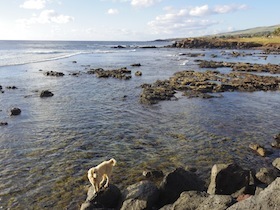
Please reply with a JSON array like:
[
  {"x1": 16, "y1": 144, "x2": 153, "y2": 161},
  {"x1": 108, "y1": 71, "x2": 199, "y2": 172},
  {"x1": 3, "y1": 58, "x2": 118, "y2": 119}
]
[{"x1": 0, "y1": 40, "x2": 279, "y2": 209}]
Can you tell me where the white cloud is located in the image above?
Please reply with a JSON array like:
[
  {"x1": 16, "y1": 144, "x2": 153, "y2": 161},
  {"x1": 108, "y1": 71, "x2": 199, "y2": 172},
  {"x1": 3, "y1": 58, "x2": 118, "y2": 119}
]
[
  {"x1": 17, "y1": 9, "x2": 74, "y2": 28},
  {"x1": 189, "y1": 5, "x2": 210, "y2": 16},
  {"x1": 131, "y1": 0, "x2": 162, "y2": 7},
  {"x1": 107, "y1": 8, "x2": 119, "y2": 15},
  {"x1": 214, "y1": 4, "x2": 248, "y2": 14},
  {"x1": 20, "y1": 0, "x2": 47, "y2": 10},
  {"x1": 148, "y1": 4, "x2": 248, "y2": 35}
]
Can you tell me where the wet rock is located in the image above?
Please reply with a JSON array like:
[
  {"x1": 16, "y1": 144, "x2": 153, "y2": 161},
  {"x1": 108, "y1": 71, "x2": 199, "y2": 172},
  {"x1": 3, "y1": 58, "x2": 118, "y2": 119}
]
[
  {"x1": 131, "y1": 63, "x2": 141, "y2": 67},
  {"x1": 249, "y1": 143, "x2": 269, "y2": 157},
  {"x1": 72, "y1": 61, "x2": 77, "y2": 63},
  {"x1": 40, "y1": 90, "x2": 54, "y2": 97},
  {"x1": 0, "y1": 85, "x2": 2, "y2": 90},
  {"x1": 0, "y1": 122, "x2": 8, "y2": 126},
  {"x1": 80, "y1": 184, "x2": 121, "y2": 210},
  {"x1": 6, "y1": 86, "x2": 18, "y2": 89},
  {"x1": 10, "y1": 108, "x2": 21, "y2": 116},
  {"x1": 143, "y1": 170, "x2": 164, "y2": 179},
  {"x1": 135, "y1": 71, "x2": 142, "y2": 76},
  {"x1": 227, "y1": 178, "x2": 280, "y2": 210},
  {"x1": 271, "y1": 133, "x2": 280, "y2": 148},
  {"x1": 207, "y1": 163, "x2": 250, "y2": 197},
  {"x1": 158, "y1": 167, "x2": 205, "y2": 207},
  {"x1": 140, "y1": 70, "x2": 280, "y2": 104},
  {"x1": 44, "y1": 71, "x2": 64, "y2": 77},
  {"x1": 255, "y1": 168, "x2": 278, "y2": 185},
  {"x1": 121, "y1": 181, "x2": 159, "y2": 210},
  {"x1": 197, "y1": 60, "x2": 280, "y2": 74},
  {"x1": 87, "y1": 67, "x2": 132, "y2": 80},
  {"x1": 272, "y1": 158, "x2": 280, "y2": 170}
]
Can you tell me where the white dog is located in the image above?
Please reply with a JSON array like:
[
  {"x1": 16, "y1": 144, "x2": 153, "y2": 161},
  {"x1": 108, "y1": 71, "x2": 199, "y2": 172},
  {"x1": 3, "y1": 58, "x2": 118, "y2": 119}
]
[{"x1": 87, "y1": 158, "x2": 116, "y2": 193}]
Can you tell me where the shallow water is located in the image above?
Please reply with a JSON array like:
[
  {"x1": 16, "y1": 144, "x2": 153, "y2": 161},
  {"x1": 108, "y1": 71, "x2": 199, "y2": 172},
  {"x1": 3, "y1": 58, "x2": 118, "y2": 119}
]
[{"x1": 0, "y1": 41, "x2": 279, "y2": 209}]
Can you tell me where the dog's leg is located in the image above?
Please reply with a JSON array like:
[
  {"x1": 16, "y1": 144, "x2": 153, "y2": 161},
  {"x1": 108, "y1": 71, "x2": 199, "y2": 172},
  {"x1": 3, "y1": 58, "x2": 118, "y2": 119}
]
[{"x1": 104, "y1": 174, "x2": 109, "y2": 188}]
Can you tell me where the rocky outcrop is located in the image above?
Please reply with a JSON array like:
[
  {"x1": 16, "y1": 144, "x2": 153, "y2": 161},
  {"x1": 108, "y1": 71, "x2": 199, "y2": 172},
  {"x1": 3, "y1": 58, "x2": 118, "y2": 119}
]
[
  {"x1": 227, "y1": 178, "x2": 280, "y2": 210},
  {"x1": 87, "y1": 67, "x2": 132, "y2": 80},
  {"x1": 140, "y1": 70, "x2": 280, "y2": 104},
  {"x1": 197, "y1": 60, "x2": 280, "y2": 74},
  {"x1": 10, "y1": 107, "x2": 21, "y2": 116},
  {"x1": 249, "y1": 143, "x2": 269, "y2": 157},
  {"x1": 168, "y1": 38, "x2": 262, "y2": 49},
  {"x1": 80, "y1": 163, "x2": 280, "y2": 210},
  {"x1": 44, "y1": 71, "x2": 64, "y2": 77}
]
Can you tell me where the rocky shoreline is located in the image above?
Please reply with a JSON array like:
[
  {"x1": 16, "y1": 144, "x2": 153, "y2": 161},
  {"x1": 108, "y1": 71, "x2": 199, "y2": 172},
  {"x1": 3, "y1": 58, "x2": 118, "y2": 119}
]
[
  {"x1": 80, "y1": 157, "x2": 280, "y2": 210},
  {"x1": 167, "y1": 37, "x2": 280, "y2": 52},
  {"x1": 140, "y1": 69, "x2": 280, "y2": 104}
]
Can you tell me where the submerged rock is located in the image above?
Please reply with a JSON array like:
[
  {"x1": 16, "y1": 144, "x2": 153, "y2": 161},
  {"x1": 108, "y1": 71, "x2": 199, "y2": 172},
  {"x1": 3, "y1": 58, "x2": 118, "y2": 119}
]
[
  {"x1": 44, "y1": 71, "x2": 64, "y2": 77},
  {"x1": 140, "y1": 70, "x2": 280, "y2": 104},
  {"x1": 87, "y1": 67, "x2": 132, "y2": 80},
  {"x1": 10, "y1": 108, "x2": 21, "y2": 116},
  {"x1": 40, "y1": 90, "x2": 54, "y2": 97}
]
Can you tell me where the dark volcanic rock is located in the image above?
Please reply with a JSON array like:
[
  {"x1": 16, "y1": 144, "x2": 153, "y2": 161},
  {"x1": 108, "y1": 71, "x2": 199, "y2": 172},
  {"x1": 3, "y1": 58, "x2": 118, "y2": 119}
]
[
  {"x1": 135, "y1": 71, "x2": 142, "y2": 76},
  {"x1": 168, "y1": 37, "x2": 262, "y2": 49},
  {"x1": 166, "y1": 191, "x2": 233, "y2": 210},
  {"x1": 158, "y1": 167, "x2": 205, "y2": 207},
  {"x1": 121, "y1": 181, "x2": 159, "y2": 210},
  {"x1": 207, "y1": 163, "x2": 250, "y2": 197},
  {"x1": 140, "y1": 70, "x2": 280, "y2": 104},
  {"x1": 40, "y1": 90, "x2": 54, "y2": 97},
  {"x1": 80, "y1": 184, "x2": 121, "y2": 210},
  {"x1": 0, "y1": 122, "x2": 8, "y2": 126},
  {"x1": 197, "y1": 60, "x2": 280, "y2": 74},
  {"x1": 44, "y1": 71, "x2": 64, "y2": 77},
  {"x1": 10, "y1": 108, "x2": 21, "y2": 116},
  {"x1": 87, "y1": 67, "x2": 132, "y2": 80}
]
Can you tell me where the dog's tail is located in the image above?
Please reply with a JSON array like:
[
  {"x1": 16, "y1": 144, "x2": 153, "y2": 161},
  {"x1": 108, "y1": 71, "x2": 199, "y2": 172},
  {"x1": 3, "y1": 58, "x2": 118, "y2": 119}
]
[{"x1": 109, "y1": 158, "x2": 117, "y2": 166}]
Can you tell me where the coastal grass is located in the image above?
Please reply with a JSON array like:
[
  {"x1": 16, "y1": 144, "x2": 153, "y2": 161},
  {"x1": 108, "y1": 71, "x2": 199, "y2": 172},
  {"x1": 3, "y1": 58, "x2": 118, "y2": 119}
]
[{"x1": 225, "y1": 36, "x2": 280, "y2": 45}]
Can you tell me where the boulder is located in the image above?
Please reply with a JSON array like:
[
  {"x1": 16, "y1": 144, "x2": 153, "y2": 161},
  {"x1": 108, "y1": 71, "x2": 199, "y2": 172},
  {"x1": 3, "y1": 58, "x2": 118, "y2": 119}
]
[
  {"x1": 158, "y1": 167, "x2": 205, "y2": 207},
  {"x1": 121, "y1": 180, "x2": 159, "y2": 210},
  {"x1": 10, "y1": 108, "x2": 21, "y2": 116},
  {"x1": 272, "y1": 158, "x2": 280, "y2": 170},
  {"x1": 255, "y1": 168, "x2": 278, "y2": 185},
  {"x1": 227, "y1": 177, "x2": 280, "y2": 210},
  {"x1": 80, "y1": 184, "x2": 121, "y2": 210},
  {"x1": 40, "y1": 90, "x2": 54, "y2": 97},
  {"x1": 207, "y1": 163, "x2": 250, "y2": 196},
  {"x1": 171, "y1": 191, "x2": 233, "y2": 210}
]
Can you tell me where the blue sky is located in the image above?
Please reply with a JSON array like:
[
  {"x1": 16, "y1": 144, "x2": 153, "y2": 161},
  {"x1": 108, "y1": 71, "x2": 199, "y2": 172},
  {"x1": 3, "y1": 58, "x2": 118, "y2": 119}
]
[{"x1": 0, "y1": 0, "x2": 279, "y2": 41}]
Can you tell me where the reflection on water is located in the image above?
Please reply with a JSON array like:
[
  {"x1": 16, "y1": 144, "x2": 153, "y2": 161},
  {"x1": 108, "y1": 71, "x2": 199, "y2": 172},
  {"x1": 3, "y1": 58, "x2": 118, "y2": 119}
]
[{"x1": 0, "y1": 48, "x2": 279, "y2": 209}]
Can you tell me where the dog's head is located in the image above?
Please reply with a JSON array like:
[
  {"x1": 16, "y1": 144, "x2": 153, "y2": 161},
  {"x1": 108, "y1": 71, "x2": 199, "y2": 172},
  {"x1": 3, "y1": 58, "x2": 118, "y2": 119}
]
[{"x1": 88, "y1": 168, "x2": 98, "y2": 181}]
